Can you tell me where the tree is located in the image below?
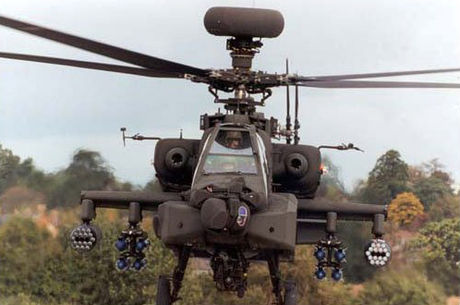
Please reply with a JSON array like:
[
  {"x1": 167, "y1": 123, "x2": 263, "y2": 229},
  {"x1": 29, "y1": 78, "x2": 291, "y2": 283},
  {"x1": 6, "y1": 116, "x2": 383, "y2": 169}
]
[
  {"x1": 413, "y1": 176, "x2": 452, "y2": 210},
  {"x1": 411, "y1": 218, "x2": 460, "y2": 295},
  {"x1": 387, "y1": 192, "x2": 424, "y2": 226},
  {"x1": 316, "y1": 155, "x2": 347, "y2": 201},
  {"x1": 49, "y1": 214, "x2": 175, "y2": 305},
  {"x1": 427, "y1": 194, "x2": 460, "y2": 221},
  {"x1": 0, "y1": 144, "x2": 22, "y2": 194},
  {"x1": 339, "y1": 222, "x2": 378, "y2": 283},
  {"x1": 422, "y1": 159, "x2": 453, "y2": 185},
  {"x1": 0, "y1": 217, "x2": 59, "y2": 297},
  {"x1": 0, "y1": 144, "x2": 52, "y2": 197},
  {"x1": 47, "y1": 149, "x2": 115, "y2": 208},
  {"x1": 359, "y1": 269, "x2": 445, "y2": 305},
  {"x1": 407, "y1": 159, "x2": 453, "y2": 211},
  {"x1": 0, "y1": 212, "x2": 177, "y2": 305},
  {"x1": 360, "y1": 150, "x2": 410, "y2": 205}
]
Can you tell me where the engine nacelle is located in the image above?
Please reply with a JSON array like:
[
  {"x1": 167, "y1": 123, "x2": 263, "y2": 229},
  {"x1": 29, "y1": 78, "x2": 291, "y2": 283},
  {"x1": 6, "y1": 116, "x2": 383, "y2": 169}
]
[
  {"x1": 154, "y1": 139, "x2": 200, "y2": 191},
  {"x1": 272, "y1": 144, "x2": 322, "y2": 198}
]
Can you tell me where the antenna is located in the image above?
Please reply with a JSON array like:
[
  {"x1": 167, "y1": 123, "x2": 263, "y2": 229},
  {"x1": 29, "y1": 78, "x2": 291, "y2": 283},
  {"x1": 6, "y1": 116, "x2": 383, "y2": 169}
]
[
  {"x1": 285, "y1": 58, "x2": 292, "y2": 144},
  {"x1": 294, "y1": 85, "x2": 300, "y2": 145},
  {"x1": 120, "y1": 127, "x2": 161, "y2": 146},
  {"x1": 121, "y1": 127, "x2": 127, "y2": 147}
]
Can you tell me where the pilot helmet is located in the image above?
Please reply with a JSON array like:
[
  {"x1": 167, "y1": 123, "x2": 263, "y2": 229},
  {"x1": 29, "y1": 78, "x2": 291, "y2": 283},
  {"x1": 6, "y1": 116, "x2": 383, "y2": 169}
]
[{"x1": 225, "y1": 131, "x2": 242, "y2": 147}]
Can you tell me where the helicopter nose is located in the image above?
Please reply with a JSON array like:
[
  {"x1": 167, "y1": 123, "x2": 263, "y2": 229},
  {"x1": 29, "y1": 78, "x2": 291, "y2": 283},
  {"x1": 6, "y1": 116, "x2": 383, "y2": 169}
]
[{"x1": 201, "y1": 198, "x2": 229, "y2": 230}]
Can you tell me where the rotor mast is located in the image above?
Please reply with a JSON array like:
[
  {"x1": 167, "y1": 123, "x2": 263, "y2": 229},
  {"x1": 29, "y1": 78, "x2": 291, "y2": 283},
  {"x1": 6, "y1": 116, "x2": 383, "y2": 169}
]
[
  {"x1": 226, "y1": 36, "x2": 262, "y2": 114},
  {"x1": 203, "y1": 7, "x2": 284, "y2": 115},
  {"x1": 227, "y1": 37, "x2": 261, "y2": 71}
]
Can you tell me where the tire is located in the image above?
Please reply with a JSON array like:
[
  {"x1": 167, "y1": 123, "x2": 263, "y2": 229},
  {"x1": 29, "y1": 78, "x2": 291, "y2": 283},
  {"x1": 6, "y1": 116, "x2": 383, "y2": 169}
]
[
  {"x1": 156, "y1": 275, "x2": 171, "y2": 305},
  {"x1": 284, "y1": 279, "x2": 297, "y2": 305}
]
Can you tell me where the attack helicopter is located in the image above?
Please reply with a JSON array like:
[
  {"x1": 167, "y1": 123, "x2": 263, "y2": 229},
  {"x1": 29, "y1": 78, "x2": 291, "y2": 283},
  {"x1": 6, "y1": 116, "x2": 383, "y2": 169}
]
[{"x1": 1, "y1": 6, "x2": 460, "y2": 305}]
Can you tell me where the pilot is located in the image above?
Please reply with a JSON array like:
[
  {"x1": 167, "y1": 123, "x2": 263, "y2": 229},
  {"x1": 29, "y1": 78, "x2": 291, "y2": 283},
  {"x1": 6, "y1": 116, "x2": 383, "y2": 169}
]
[{"x1": 225, "y1": 131, "x2": 243, "y2": 149}]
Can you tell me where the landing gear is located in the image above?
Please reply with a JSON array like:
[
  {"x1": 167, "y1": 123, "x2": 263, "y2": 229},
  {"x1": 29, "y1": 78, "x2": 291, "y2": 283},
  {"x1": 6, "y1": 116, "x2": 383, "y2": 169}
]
[
  {"x1": 156, "y1": 275, "x2": 172, "y2": 305},
  {"x1": 266, "y1": 251, "x2": 297, "y2": 305},
  {"x1": 157, "y1": 248, "x2": 297, "y2": 305},
  {"x1": 210, "y1": 249, "x2": 249, "y2": 298},
  {"x1": 156, "y1": 246, "x2": 191, "y2": 305},
  {"x1": 283, "y1": 280, "x2": 297, "y2": 305}
]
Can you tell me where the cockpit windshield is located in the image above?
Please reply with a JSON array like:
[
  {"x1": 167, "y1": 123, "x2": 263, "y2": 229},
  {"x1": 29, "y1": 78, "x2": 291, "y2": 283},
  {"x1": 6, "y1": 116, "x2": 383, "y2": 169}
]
[{"x1": 203, "y1": 129, "x2": 257, "y2": 174}]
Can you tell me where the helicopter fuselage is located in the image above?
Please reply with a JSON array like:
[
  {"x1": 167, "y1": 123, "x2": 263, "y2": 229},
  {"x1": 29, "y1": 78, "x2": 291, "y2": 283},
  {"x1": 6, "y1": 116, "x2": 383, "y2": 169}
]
[{"x1": 155, "y1": 121, "x2": 298, "y2": 260}]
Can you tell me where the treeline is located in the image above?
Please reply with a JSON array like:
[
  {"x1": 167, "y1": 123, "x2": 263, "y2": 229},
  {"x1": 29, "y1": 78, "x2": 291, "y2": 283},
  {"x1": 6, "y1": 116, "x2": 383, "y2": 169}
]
[
  {"x1": 0, "y1": 145, "x2": 134, "y2": 209},
  {"x1": 0, "y1": 144, "x2": 459, "y2": 305},
  {"x1": 340, "y1": 150, "x2": 459, "y2": 294}
]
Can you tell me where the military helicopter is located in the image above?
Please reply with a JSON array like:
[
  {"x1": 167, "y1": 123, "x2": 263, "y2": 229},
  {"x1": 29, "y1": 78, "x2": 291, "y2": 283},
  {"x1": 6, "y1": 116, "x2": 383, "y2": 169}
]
[{"x1": 1, "y1": 6, "x2": 460, "y2": 305}]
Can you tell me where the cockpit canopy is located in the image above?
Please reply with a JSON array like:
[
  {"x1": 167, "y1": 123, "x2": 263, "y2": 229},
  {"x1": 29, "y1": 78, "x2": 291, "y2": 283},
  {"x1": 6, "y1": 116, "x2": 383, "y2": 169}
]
[{"x1": 203, "y1": 129, "x2": 257, "y2": 175}]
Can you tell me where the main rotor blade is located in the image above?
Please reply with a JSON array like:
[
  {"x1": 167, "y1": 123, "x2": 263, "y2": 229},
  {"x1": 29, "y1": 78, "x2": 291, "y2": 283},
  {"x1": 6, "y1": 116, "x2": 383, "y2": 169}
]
[
  {"x1": 293, "y1": 67, "x2": 460, "y2": 82},
  {"x1": 0, "y1": 52, "x2": 180, "y2": 78},
  {"x1": 0, "y1": 15, "x2": 207, "y2": 77},
  {"x1": 295, "y1": 80, "x2": 460, "y2": 89}
]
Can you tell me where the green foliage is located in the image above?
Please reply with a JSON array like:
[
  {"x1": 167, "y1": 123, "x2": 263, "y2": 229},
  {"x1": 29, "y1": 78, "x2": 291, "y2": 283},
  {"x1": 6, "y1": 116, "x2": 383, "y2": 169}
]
[
  {"x1": 283, "y1": 247, "x2": 357, "y2": 305},
  {"x1": 47, "y1": 149, "x2": 116, "y2": 208},
  {"x1": 0, "y1": 217, "x2": 58, "y2": 297},
  {"x1": 359, "y1": 269, "x2": 445, "y2": 305},
  {"x1": 411, "y1": 218, "x2": 460, "y2": 295},
  {"x1": 1, "y1": 145, "x2": 453, "y2": 304},
  {"x1": 0, "y1": 214, "x2": 176, "y2": 305},
  {"x1": 0, "y1": 144, "x2": 133, "y2": 209},
  {"x1": 316, "y1": 155, "x2": 346, "y2": 201},
  {"x1": 408, "y1": 159, "x2": 453, "y2": 211},
  {"x1": 359, "y1": 150, "x2": 410, "y2": 205},
  {"x1": 0, "y1": 293, "x2": 66, "y2": 305},
  {"x1": 427, "y1": 194, "x2": 460, "y2": 221},
  {"x1": 0, "y1": 145, "x2": 51, "y2": 195},
  {"x1": 0, "y1": 144, "x2": 21, "y2": 193},
  {"x1": 339, "y1": 222, "x2": 377, "y2": 283},
  {"x1": 414, "y1": 176, "x2": 452, "y2": 210}
]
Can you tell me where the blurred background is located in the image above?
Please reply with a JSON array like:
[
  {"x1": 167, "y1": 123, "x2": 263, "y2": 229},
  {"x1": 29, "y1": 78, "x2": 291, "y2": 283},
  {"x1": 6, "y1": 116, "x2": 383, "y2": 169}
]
[{"x1": 1, "y1": 0, "x2": 459, "y2": 304}]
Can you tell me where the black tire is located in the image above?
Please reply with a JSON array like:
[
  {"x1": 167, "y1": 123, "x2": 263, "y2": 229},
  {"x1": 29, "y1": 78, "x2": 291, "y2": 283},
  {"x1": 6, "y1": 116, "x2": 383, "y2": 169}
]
[
  {"x1": 284, "y1": 279, "x2": 297, "y2": 305},
  {"x1": 156, "y1": 275, "x2": 171, "y2": 305}
]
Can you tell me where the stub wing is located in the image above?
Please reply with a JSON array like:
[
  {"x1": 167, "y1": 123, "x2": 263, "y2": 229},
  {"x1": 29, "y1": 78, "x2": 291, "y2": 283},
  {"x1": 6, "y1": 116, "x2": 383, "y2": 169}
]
[
  {"x1": 297, "y1": 199, "x2": 386, "y2": 221},
  {"x1": 296, "y1": 199, "x2": 387, "y2": 245},
  {"x1": 80, "y1": 190, "x2": 183, "y2": 211}
]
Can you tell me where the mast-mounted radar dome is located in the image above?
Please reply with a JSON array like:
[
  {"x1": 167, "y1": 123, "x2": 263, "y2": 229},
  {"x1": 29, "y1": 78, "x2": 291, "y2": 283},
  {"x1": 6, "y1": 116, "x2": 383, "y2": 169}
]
[{"x1": 204, "y1": 7, "x2": 284, "y2": 38}]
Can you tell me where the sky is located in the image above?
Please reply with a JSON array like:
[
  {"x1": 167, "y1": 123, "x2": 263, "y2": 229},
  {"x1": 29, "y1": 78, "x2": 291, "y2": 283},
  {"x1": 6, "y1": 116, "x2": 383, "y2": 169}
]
[{"x1": 1, "y1": 0, "x2": 459, "y2": 191}]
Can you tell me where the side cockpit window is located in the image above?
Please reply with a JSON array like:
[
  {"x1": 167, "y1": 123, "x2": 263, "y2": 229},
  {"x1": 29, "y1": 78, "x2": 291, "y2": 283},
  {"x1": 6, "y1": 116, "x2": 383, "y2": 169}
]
[{"x1": 203, "y1": 129, "x2": 257, "y2": 174}]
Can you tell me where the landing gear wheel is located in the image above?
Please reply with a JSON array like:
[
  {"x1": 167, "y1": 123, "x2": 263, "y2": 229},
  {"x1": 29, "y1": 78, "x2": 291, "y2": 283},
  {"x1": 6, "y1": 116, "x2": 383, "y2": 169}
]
[
  {"x1": 237, "y1": 286, "x2": 245, "y2": 298},
  {"x1": 284, "y1": 280, "x2": 297, "y2": 305},
  {"x1": 156, "y1": 275, "x2": 172, "y2": 305}
]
